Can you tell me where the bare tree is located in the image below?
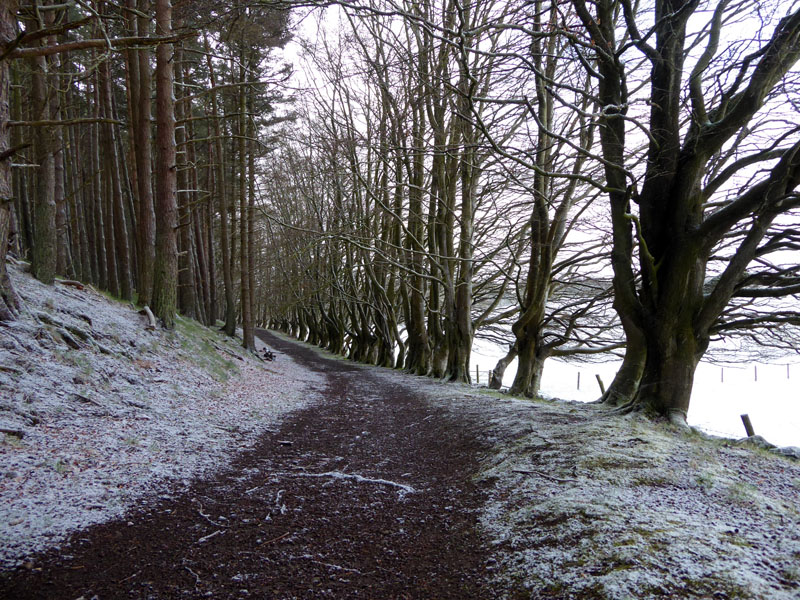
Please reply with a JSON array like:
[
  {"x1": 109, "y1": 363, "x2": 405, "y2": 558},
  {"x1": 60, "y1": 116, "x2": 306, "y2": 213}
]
[{"x1": 570, "y1": 0, "x2": 800, "y2": 422}]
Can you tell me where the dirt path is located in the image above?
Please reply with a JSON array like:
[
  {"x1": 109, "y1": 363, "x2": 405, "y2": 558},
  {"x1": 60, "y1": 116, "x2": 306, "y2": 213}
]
[{"x1": 0, "y1": 330, "x2": 494, "y2": 599}]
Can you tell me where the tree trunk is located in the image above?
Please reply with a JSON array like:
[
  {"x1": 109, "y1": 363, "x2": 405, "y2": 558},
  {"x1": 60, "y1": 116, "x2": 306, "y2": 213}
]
[
  {"x1": 204, "y1": 35, "x2": 235, "y2": 336},
  {"x1": 403, "y1": 104, "x2": 430, "y2": 375},
  {"x1": 152, "y1": 0, "x2": 178, "y2": 328},
  {"x1": 490, "y1": 343, "x2": 518, "y2": 390},
  {"x1": 134, "y1": 0, "x2": 156, "y2": 306},
  {"x1": 509, "y1": 332, "x2": 548, "y2": 398},
  {"x1": 10, "y1": 65, "x2": 32, "y2": 261},
  {"x1": 205, "y1": 159, "x2": 217, "y2": 324},
  {"x1": 0, "y1": 1, "x2": 20, "y2": 320},
  {"x1": 99, "y1": 58, "x2": 132, "y2": 300},
  {"x1": 175, "y1": 42, "x2": 196, "y2": 319},
  {"x1": 601, "y1": 315, "x2": 646, "y2": 406},
  {"x1": 635, "y1": 319, "x2": 705, "y2": 424},
  {"x1": 28, "y1": 15, "x2": 57, "y2": 285},
  {"x1": 239, "y1": 59, "x2": 254, "y2": 350},
  {"x1": 247, "y1": 91, "x2": 257, "y2": 349},
  {"x1": 89, "y1": 106, "x2": 107, "y2": 288},
  {"x1": 47, "y1": 39, "x2": 71, "y2": 278}
]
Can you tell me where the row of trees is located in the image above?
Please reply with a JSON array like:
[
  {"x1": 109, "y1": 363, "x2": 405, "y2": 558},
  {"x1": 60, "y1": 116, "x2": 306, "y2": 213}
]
[
  {"x1": 262, "y1": 1, "x2": 624, "y2": 400},
  {"x1": 263, "y1": 0, "x2": 800, "y2": 423},
  {"x1": 0, "y1": 0, "x2": 291, "y2": 350},
  {"x1": 2, "y1": 0, "x2": 799, "y2": 424}
]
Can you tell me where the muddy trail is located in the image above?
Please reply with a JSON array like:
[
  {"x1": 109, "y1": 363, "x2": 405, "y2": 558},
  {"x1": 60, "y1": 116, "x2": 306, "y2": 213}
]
[{"x1": 0, "y1": 330, "x2": 495, "y2": 599}]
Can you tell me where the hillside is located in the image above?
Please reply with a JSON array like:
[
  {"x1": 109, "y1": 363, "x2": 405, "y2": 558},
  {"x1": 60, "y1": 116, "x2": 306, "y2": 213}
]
[{"x1": 0, "y1": 262, "x2": 321, "y2": 568}]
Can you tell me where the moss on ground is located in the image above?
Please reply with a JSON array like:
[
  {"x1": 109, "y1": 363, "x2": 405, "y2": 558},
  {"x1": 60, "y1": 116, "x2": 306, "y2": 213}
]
[{"x1": 174, "y1": 316, "x2": 240, "y2": 382}]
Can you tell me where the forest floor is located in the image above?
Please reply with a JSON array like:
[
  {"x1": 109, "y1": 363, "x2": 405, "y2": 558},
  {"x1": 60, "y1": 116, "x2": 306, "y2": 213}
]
[{"x1": 2, "y1": 266, "x2": 800, "y2": 599}]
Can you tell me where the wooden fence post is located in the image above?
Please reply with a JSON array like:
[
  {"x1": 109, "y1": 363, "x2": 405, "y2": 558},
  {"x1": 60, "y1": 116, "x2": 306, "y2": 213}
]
[
  {"x1": 595, "y1": 374, "x2": 606, "y2": 395},
  {"x1": 741, "y1": 414, "x2": 755, "y2": 437}
]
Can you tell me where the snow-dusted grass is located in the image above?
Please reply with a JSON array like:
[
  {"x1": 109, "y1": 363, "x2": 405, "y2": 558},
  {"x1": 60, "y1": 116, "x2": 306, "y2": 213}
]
[
  {"x1": 0, "y1": 265, "x2": 324, "y2": 569},
  {"x1": 473, "y1": 403, "x2": 800, "y2": 599}
]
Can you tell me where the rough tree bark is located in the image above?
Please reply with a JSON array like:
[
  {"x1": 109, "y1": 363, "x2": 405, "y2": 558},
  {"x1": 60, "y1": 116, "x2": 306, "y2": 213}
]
[
  {"x1": 0, "y1": 0, "x2": 20, "y2": 320},
  {"x1": 204, "y1": 34, "x2": 236, "y2": 336},
  {"x1": 134, "y1": 0, "x2": 156, "y2": 307},
  {"x1": 26, "y1": 7, "x2": 57, "y2": 285},
  {"x1": 152, "y1": 0, "x2": 178, "y2": 328}
]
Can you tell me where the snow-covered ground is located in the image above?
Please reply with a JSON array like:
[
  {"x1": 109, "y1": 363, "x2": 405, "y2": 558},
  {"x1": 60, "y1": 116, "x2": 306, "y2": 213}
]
[
  {"x1": 4, "y1": 265, "x2": 800, "y2": 597},
  {"x1": 471, "y1": 336, "x2": 800, "y2": 447},
  {"x1": 0, "y1": 264, "x2": 324, "y2": 569}
]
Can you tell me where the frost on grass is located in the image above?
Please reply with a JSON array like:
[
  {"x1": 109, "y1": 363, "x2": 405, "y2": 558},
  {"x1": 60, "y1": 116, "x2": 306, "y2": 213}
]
[
  {"x1": 0, "y1": 264, "x2": 324, "y2": 569},
  {"x1": 198, "y1": 332, "x2": 800, "y2": 599},
  {"x1": 360, "y1": 361, "x2": 800, "y2": 599},
  {"x1": 469, "y1": 402, "x2": 800, "y2": 599}
]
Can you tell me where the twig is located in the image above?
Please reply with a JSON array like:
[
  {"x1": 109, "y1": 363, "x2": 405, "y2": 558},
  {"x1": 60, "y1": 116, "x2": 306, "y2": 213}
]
[
  {"x1": 196, "y1": 529, "x2": 224, "y2": 544},
  {"x1": 513, "y1": 469, "x2": 578, "y2": 484},
  {"x1": 263, "y1": 531, "x2": 290, "y2": 545},
  {"x1": 279, "y1": 471, "x2": 416, "y2": 495},
  {"x1": 192, "y1": 499, "x2": 225, "y2": 527},
  {"x1": 184, "y1": 566, "x2": 201, "y2": 585},
  {"x1": 309, "y1": 560, "x2": 362, "y2": 574},
  {"x1": 118, "y1": 570, "x2": 141, "y2": 583}
]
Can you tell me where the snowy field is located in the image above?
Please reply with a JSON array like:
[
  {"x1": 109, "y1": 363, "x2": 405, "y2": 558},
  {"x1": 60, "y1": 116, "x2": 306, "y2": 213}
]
[{"x1": 471, "y1": 337, "x2": 800, "y2": 447}]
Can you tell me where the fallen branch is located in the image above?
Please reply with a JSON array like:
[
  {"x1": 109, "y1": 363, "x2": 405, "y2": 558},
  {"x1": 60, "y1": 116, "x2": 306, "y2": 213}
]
[
  {"x1": 55, "y1": 279, "x2": 85, "y2": 290},
  {"x1": 184, "y1": 566, "x2": 201, "y2": 585},
  {"x1": 306, "y1": 558, "x2": 363, "y2": 574},
  {"x1": 139, "y1": 306, "x2": 156, "y2": 330},
  {"x1": 282, "y1": 471, "x2": 416, "y2": 495},
  {"x1": 212, "y1": 342, "x2": 245, "y2": 361},
  {"x1": 70, "y1": 393, "x2": 102, "y2": 407},
  {"x1": 513, "y1": 469, "x2": 578, "y2": 484},
  {"x1": 192, "y1": 499, "x2": 225, "y2": 527},
  {"x1": 0, "y1": 427, "x2": 24, "y2": 438}
]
